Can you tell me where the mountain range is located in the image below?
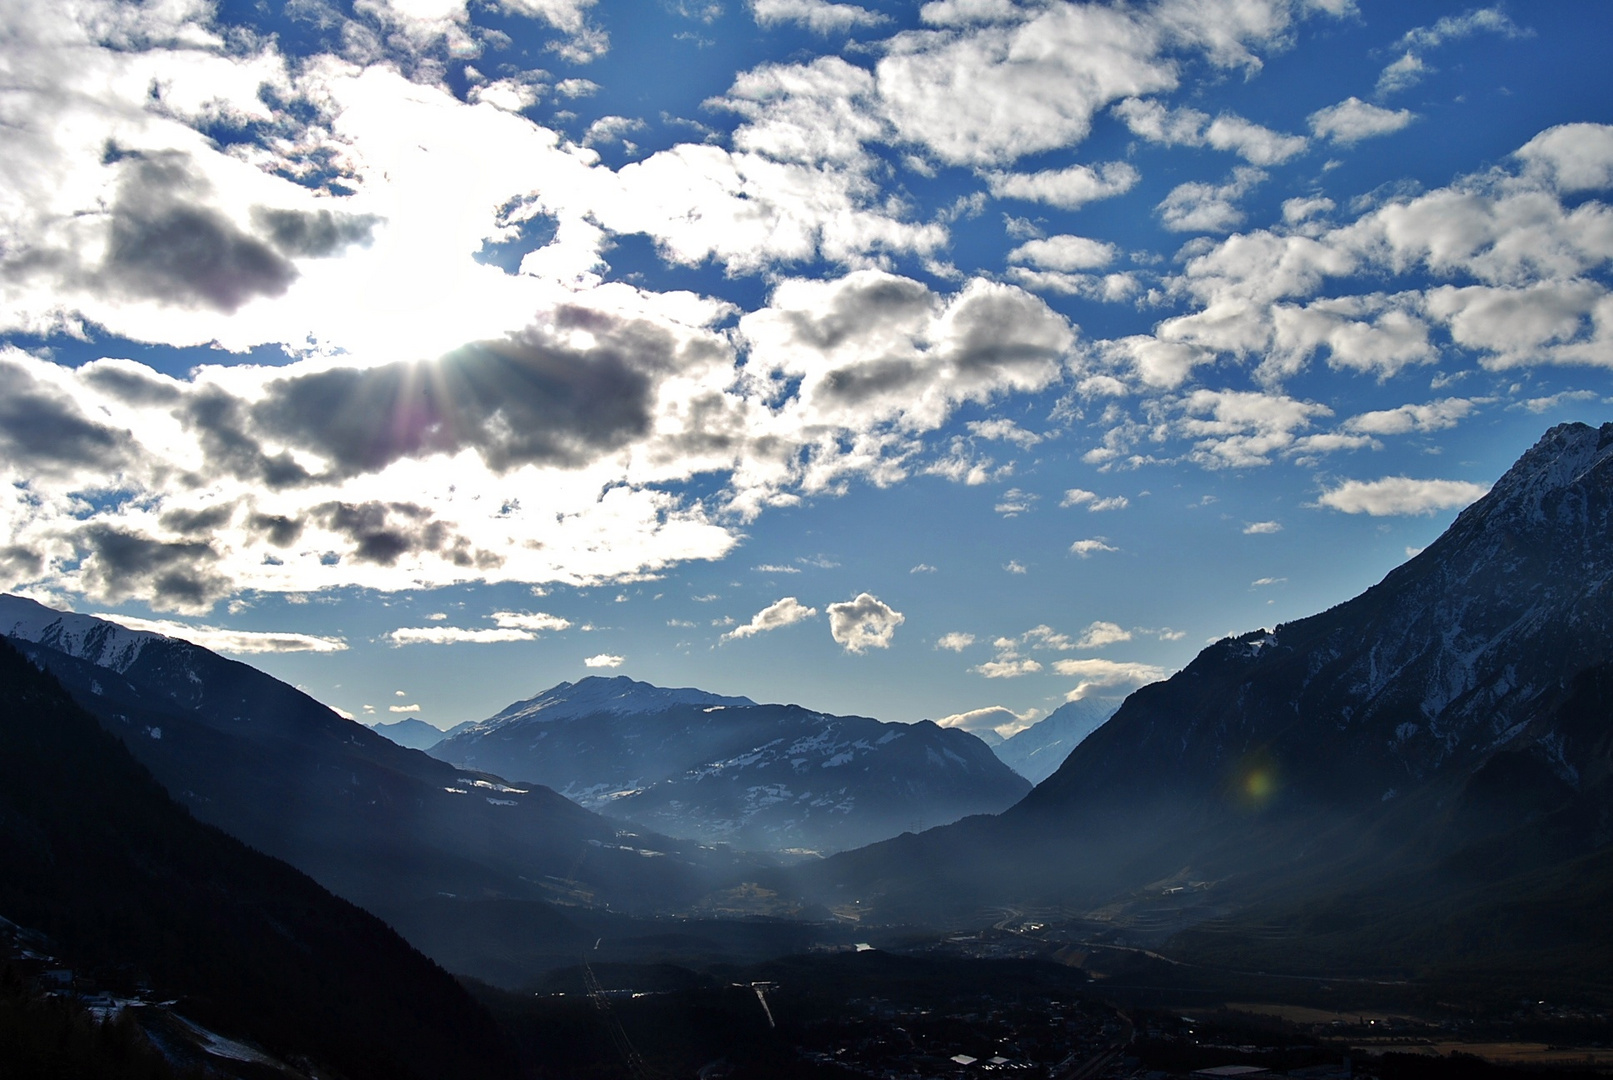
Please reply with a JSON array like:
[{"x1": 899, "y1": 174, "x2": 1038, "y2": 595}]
[
  {"x1": 432, "y1": 676, "x2": 1031, "y2": 852},
  {"x1": 784, "y1": 422, "x2": 1613, "y2": 987},
  {"x1": 991, "y1": 697, "x2": 1121, "y2": 784}
]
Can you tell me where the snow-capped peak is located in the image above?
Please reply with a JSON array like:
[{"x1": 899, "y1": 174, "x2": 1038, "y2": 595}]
[
  {"x1": 483, "y1": 674, "x2": 756, "y2": 728},
  {"x1": 0, "y1": 594, "x2": 162, "y2": 673}
]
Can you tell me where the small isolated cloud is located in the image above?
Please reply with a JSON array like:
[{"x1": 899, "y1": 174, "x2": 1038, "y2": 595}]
[
  {"x1": 937, "y1": 632, "x2": 976, "y2": 652},
  {"x1": 1243, "y1": 521, "x2": 1283, "y2": 535},
  {"x1": 93, "y1": 615, "x2": 347, "y2": 655},
  {"x1": 386, "y1": 626, "x2": 536, "y2": 645},
  {"x1": 754, "y1": 563, "x2": 802, "y2": 573},
  {"x1": 995, "y1": 488, "x2": 1038, "y2": 516},
  {"x1": 584, "y1": 653, "x2": 626, "y2": 668},
  {"x1": 1052, "y1": 658, "x2": 1171, "y2": 700},
  {"x1": 910, "y1": 563, "x2": 938, "y2": 574},
  {"x1": 974, "y1": 657, "x2": 1043, "y2": 679},
  {"x1": 751, "y1": 0, "x2": 887, "y2": 33},
  {"x1": 1309, "y1": 98, "x2": 1415, "y2": 145},
  {"x1": 389, "y1": 703, "x2": 421, "y2": 713},
  {"x1": 492, "y1": 611, "x2": 573, "y2": 631},
  {"x1": 1070, "y1": 538, "x2": 1118, "y2": 557},
  {"x1": 967, "y1": 418, "x2": 1043, "y2": 446},
  {"x1": 1062, "y1": 489, "x2": 1128, "y2": 512},
  {"x1": 1318, "y1": 477, "x2": 1490, "y2": 516},
  {"x1": 1076, "y1": 621, "x2": 1131, "y2": 648},
  {"x1": 1514, "y1": 389, "x2": 1599, "y2": 414},
  {"x1": 1251, "y1": 576, "x2": 1287, "y2": 587},
  {"x1": 555, "y1": 78, "x2": 600, "y2": 98},
  {"x1": 1004, "y1": 560, "x2": 1028, "y2": 574},
  {"x1": 827, "y1": 593, "x2": 905, "y2": 653},
  {"x1": 723, "y1": 596, "x2": 818, "y2": 641},
  {"x1": 937, "y1": 704, "x2": 1041, "y2": 739}
]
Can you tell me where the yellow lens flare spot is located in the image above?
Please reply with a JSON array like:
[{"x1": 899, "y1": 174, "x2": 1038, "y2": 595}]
[{"x1": 1226, "y1": 751, "x2": 1281, "y2": 811}]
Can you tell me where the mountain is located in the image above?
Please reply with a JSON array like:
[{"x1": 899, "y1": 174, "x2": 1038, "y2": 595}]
[
  {"x1": 368, "y1": 715, "x2": 469, "y2": 750},
  {"x1": 0, "y1": 596, "x2": 758, "y2": 931},
  {"x1": 432, "y1": 675, "x2": 1032, "y2": 853},
  {"x1": 791, "y1": 422, "x2": 1613, "y2": 982},
  {"x1": 0, "y1": 637, "x2": 513, "y2": 1080},
  {"x1": 992, "y1": 697, "x2": 1121, "y2": 783}
]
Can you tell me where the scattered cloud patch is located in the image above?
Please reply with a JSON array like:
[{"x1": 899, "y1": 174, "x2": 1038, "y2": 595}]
[
  {"x1": 936, "y1": 631, "x2": 975, "y2": 652},
  {"x1": 389, "y1": 703, "x2": 421, "y2": 713},
  {"x1": 827, "y1": 592, "x2": 904, "y2": 653},
  {"x1": 1318, "y1": 477, "x2": 1491, "y2": 516},
  {"x1": 1157, "y1": 166, "x2": 1266, "y2": 233},
  {"x1": 936, "y1": 704, "x2": 1040, "y2": 738},
  {"x1": 751, "y1": 0, "x2": 887, "y2": 34},
  {"x1": 1076, "y1": 620, "x2": 1131, "y2": 648},
  {"x1": 1070, "y1": 539, "x2": 1118, "y2": 557},
  {"x1": 994, "y1": 488, "x2": 1038, "y2": 516},
  {"x1": 910, "y1": 563, "x2": 938, "y2": 573},
  {"x1": 492, "y1": 610, "x2": 572, "y2": 631},
  {"x1": 1003, "y1": 560, "x2": 1028, "y2": 574},
  {"x1": 723, "y1": 596, "x2": 818, "y2": 640},
  {"x1": 1052, "y1": 658, "x2": 1171, "y2": 700},
  {"x1": 1309, "y1": 98, "x2": 1415, "y2": 145},
  {"x1": 584, "y1": 653, "x2": 626, "y2": 668},
  {"x1": 1251, "y1": 576, "x2": 1286, "y2": 586},
  {"x1": 386, "y1": 626, "x2": 537, "y2": 645},
  {"x1": 1243, "y1": 521, "x2": 1282, "y2": 534}
]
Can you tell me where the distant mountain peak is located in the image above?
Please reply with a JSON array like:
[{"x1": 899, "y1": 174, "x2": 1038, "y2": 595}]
[{"x1": 482, "y1": 674, "x2": 757, "y2": 728}]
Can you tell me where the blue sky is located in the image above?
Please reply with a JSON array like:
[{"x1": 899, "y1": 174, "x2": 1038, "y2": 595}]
[{"x1": 3, "y1": 0, "x2": 1611, "y2": 736}]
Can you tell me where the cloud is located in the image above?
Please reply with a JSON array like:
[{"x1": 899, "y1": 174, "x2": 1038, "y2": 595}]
[
  {"x1": 1070, "y1": 539, "x2": 1118, "y2": 557},
  {"x1": 936, "y1": 704, "x2": 1040, "y2": 738},
  {"x1": 1251, "y1": 576, "x2": 1286, "y2": 586},
  {"x1": 1375, "y1": 52, "x2": 1428, "y2": 97},
  {"x1": 966, "y1": 418, "x2": 1043, "y2": 446},
  {"x1": 386, "y1": 626, "x2": 538, "y2": 645},
  {"x1": 1344, "y1": 398, "x2": 1479, "y2": 435},
  {"x1": 974, "y1": 657, "x2": 1042, "y2": 678},
  {"x1": 1515, "y1": 124, "x2": 1613, "y2": 193},
  {"x1": 1157, "y1": 166, "x2": 1266, "y2": 233},
  {"x1": 910, "y1": 563, "x2": 938, "y2": 573},
  {"x1": 93, "y1": 614, "x2": 349, "y2": 654},
  {"x1": 754, "y1": 563, "x2": 802, "y2": 573},
  {"x1": 826, "y1": 592, "x2": 904, "y2": 653},
  {"x1": 994, "y1": 488, "x2": 1038, "y2": 516},
  {"x1": 584, "y1": 653, "x2": 626, "y2": 668},
  {"x1": 1061, "y1": 489, "x2": 1128, "y2": 511},
  {"x1": 1395, "y1": 7, "x2": 1530, "y2": 51},
  {"x1": 1243, "y1": 520, "x2": 1282, "y2": 534},
  {"x1": 492, "y1": 610, "x2": 573, "y2": 631},
  {"x1": 750, "y1": 0, "x2": 887, "y2": 34},
  {"x1": 936, "y1": 631, "x2": 975, "y2": 651},
  {"x1": 1317, "y1": 477, "x2": 1491, "y2": 516},
  {"x1": 986, "y1": 162, "x2": 1140, "y2": 209},
  {"x1": 1051, "y1": 657, "x2": 1171, "y2": 699},
  {"x1": 1309, "y1": 98, "x2": 1415, "y2": 145},
  {"x1": 1113, "y1": 98, "x2": 1307, "y2": 165},
  {"x1": 723, "y1": 596, "x2": 818, "y2": 640},
  {"x1": 389, "y1": 703, "x2": 422, "y2": 713},
  {"x1": 1007, "y1": 235, "x2": 1117, "y2": 272},
  {"x1": 1075, "y1": 620, "x2": 1131, "y2": 648},
  {"x1": 1003, "y1": 560, "x2": 1028, "y2": 574}
]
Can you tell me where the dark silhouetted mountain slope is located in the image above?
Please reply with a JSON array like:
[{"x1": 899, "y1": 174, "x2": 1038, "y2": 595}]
[
  {"x1": 792, "y1": 422, "x2": 1613, "y2": 983},
  {"x1": 433, "y1": 676, "x2": 1031, "y2": 852},
  {"x1": 0, "y1": 596, "x2": 757, "y2": 924},
  {"x1": 0, "y1": 637, "x2": 513, "y2": 1080}
]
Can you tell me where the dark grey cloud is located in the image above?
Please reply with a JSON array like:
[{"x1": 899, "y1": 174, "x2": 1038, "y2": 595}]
[
  {"x1": 247, "y1": 512, "x2": 304, "y2": 547},
  {"x1": 159, "y1": 503, "x2": 236, "y2": 535},
  {"x1": 0, "y1": 355, "x2": 128, "y2": 476},
  {"x1": 76, "y1": 525, "x2": 232, "y2": 612},
  {"x1": 100, "y1": 153, "x2": 298, "y2": 314},
  {"x1": 80, "y1": 359, "x2": 183, "y2": 405},
  {"x1": 780, "y1": 275, "x2": 932, "y2": 351},
  {"x1": 180, "y1": 388, "x2": 316, "y2": 489},
  {"x1": 310, "y1": 501, "x2": 501, "y2": 569},
  {"x1": 821, "y1": 356, "x2": 923, "y2": 403},
  {"x1": 252, "y1": 206, "x2": 380, "y2": 257},
  {"x1": 252, "y1": 306, "x2": 670, "y2": 475}
]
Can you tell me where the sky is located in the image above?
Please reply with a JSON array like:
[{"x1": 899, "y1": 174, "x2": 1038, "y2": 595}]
[{"x1": 2, "y1": 0, "x2": 1611, "y2": 737}]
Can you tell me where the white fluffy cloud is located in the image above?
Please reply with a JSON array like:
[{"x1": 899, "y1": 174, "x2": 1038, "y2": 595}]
[
  {"x1": 827, "y1": 592, "x2": 905, "y2": 653},
  {"x1": 1157, "y1": 166, "x2": 1266, "y2": 233},
  {"x1": 387, "y1": 626, "x2": 542, "y2": 645},
  {"x1": 750, "y1": 0, "x2": 886, "y2": 34},
  {"x1": 583, "y1": 652, "x2": 626, "y2": 667},
  {"x1": 936, "y1": 631, "x2": 975, "y2": 651},
  {"x1": 1308, "y1": 97, "x2": 1415, "y2": 145},
  {"x1": 936, "y1": 704, "x2": 1039, "y2": 738},
  {"x1": 723, "y1": 596, "x2": 818, "y2": 640},
  {"x1": 1114, "y1": 98, "x2": 1307, "y2": 166},
  {"x1": 1051, "y1": 657, "x2": 1171, "y2": 700},
  {"x1": 1317, "y1": 476, "x2": 1491, "y2": 516},
  {"x1": 986, "y1": 162, "x2": 1140, "y2": 209},
  {"x1": 1070, "y1": 539, "x2": 1118, "y2": 557}
]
